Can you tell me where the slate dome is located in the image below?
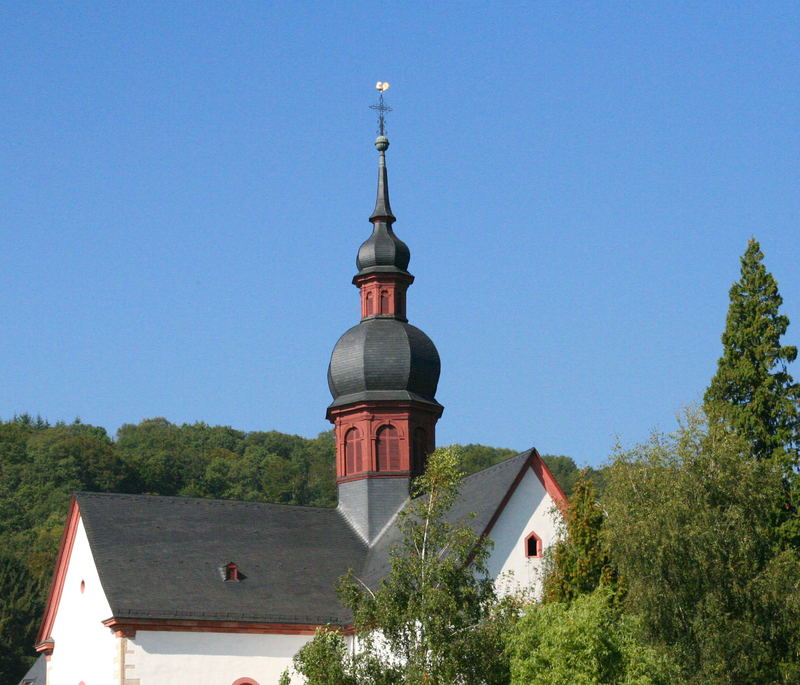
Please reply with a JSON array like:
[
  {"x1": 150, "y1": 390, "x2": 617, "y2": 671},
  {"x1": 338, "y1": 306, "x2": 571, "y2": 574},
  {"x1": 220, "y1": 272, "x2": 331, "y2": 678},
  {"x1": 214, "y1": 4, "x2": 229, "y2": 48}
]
[
  {"x1": 327, "y1": 318, "x2": 441, "y2": 408},
  {"x1": 356, "y1": 226, "x2": 410, "y2": 274}
]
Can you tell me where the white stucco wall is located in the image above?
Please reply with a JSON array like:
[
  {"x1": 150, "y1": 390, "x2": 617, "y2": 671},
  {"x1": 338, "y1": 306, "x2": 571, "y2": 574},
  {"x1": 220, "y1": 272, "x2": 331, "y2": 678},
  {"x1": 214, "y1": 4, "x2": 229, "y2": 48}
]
[
  {"x1": 47, "y1": 516, "x2": 119, "y2": 685},
  {"x1": 127, "y1": 630, "x2": 313, "y2": 685},
  {"x1": 485, "y1": 466, "x2": 561, "y2": 597}
]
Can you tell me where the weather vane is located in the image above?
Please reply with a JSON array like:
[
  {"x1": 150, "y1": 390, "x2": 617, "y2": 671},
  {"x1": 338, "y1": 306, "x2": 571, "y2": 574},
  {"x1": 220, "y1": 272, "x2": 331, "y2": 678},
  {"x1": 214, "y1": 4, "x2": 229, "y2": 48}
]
[{"x1": 370, "y1": 81, "x2": 392, "y2": 136}]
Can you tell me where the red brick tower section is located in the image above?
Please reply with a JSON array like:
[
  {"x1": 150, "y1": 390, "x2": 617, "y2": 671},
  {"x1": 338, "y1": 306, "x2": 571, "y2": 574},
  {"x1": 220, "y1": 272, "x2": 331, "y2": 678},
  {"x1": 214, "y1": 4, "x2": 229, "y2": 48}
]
[
  {"x1": 326, "y1": 133, "x2": 443, "y2": 493},
  {"x1": 329, "y1": 399, "x2": 442, "y2": 484}
]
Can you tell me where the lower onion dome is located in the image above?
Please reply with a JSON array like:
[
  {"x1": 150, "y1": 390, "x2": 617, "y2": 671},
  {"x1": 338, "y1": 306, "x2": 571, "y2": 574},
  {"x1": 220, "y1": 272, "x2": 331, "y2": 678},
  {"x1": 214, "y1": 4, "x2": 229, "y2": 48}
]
[{"x1": 327, "y1": 318, "x2": 441, "y2": 409}]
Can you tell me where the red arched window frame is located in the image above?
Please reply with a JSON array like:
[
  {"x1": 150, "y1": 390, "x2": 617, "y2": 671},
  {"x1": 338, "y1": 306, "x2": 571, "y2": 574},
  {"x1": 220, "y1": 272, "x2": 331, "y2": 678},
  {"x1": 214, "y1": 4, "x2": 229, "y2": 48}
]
[
  {"x1": 375, "y1": 425, "x2": 401, "y2": 471},
  {"x1": 380, "y1": 289, "x2": 390, "y2": 314},
  {"x1": 344, "y1": 427, "x2": 363, "y2": 474},
  {"x1": 365, "y1": 291, "x2": 374, "y2": 316},
  {"x1": 232, "y1": 679, "x2": 261, "y2": 685},
  {"x1": 525, "y1": 531, "x2": 542, "y2": 558}
]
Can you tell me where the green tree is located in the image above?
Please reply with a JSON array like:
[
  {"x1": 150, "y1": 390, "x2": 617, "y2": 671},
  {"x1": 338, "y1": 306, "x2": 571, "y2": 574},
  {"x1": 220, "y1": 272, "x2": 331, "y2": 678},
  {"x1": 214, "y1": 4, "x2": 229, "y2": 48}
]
[
  {"x1": 704, "y1": 238, "x2": 800, "y2": 471},
  {"x1": 293, "y1": 446, "x2": 515, "y2": 684},
  {"x1": 603, "y1": 410, "x2": 800, "y2": 684},
  {"x1": 0, "y1": 554, "x2": 46, "y2": 683},
  {"x1": 542, "y1": 471, "x2": 616, "y2": 604},
  {"x1": 507, "y1": 587, "x2": 678, "y2": 685},
  {"x1": 450, "y1": 443, "x2": 517, "y2": 475}
]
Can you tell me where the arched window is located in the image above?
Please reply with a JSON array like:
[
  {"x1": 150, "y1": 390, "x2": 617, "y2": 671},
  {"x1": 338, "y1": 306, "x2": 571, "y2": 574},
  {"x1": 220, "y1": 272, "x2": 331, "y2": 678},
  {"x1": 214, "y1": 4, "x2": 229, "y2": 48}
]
[
  {"x1": 380, "y1": 289, "x2": 390, "y2": 314},
  {"x1": 525, "y1": 532, "x2": 542, "y2": 558},
  {"x1": 412, "y1": 427, "x2": 427, "y2": 475},
  {"x1": 376, "y1": 425, "x2": 400, "y2": 471},
  {"x1": 365, "y1": 291, "x2": 374, "y2": 316},
  {"x1": 345, "y1": 428, "x2": 363, "y2": 474}
]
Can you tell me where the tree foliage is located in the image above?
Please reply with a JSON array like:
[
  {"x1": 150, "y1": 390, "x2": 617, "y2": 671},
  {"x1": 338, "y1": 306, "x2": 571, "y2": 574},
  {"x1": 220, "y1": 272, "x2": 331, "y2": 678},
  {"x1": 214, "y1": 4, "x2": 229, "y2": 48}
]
[
  {"x1": 603, "y1": 410, "x2": 800, "y2": 684},
  {"x1": 293, "y1": 446, "x2": 516, "y2": 684},
  {"x1": 704, "y1": 238, "x2": 800, "y2": 471},
  {"x1": 507, "y1": 587, "x2": 678, "y2": 685},
  {"x1": 0, "y1": 554, "x2": 47, "y2": 684},
  {"x1": 542, "y1": 471, "x2": 616, "y2": 604}
]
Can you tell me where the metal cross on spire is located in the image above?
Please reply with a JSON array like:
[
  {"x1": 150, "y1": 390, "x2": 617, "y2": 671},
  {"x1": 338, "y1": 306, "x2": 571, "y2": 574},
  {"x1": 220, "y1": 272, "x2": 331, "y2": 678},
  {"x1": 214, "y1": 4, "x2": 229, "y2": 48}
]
[{"x1": 369, "y1": 82, "x2": 392, "y2": 136}]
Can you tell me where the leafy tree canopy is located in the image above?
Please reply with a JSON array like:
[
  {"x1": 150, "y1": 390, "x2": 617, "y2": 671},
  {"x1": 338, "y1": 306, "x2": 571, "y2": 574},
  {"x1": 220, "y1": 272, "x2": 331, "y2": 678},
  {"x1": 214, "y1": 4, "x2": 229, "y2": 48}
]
[
  {"x1": 293, "y1": 446, "x2": 516, "y2": 685},
  {"x1": 507, "y1": 587, "x2": 678, "y2": 685},
  {"x1": 603, "y1": 409, "x2": 800, "y2": 685}
]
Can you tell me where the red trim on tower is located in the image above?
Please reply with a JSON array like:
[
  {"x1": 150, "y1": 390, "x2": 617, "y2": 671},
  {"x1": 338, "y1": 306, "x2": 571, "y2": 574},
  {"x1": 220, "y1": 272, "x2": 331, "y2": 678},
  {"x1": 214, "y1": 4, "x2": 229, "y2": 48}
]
[
  {"x1": 36, "y1": 496, "x2": 81, "y2": 646},
  {"x1": 329, "y1": 399, "x2": 441, "y2": 481},
  {"x1": 232, "y1": 678, "x2": 261, "y2": 685},
  {"x1": 337, "y1": 471, "x2": 412, "y2": 484}
]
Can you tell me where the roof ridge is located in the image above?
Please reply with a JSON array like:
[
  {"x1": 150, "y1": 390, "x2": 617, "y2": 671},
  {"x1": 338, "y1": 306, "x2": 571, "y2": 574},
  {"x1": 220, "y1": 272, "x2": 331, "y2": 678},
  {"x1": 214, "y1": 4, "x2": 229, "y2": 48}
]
[
  {"x1": 460, "y1": 449, "x2": 532, "y2": 482},
  {"x1": 75, "y1": 491, "x2": 338, "y2": 513}
]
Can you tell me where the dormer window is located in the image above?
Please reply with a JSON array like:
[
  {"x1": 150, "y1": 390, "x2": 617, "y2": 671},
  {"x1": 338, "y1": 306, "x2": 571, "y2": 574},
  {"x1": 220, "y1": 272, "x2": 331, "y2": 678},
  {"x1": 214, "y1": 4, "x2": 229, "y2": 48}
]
[{"x1": 224, "y1": 562, "x2": 240, "y2": 581}]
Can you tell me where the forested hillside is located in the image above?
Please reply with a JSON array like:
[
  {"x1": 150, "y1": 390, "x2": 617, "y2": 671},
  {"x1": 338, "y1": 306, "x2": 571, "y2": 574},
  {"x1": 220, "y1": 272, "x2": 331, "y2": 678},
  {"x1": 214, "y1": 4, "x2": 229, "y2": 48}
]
[{"x1": 0, "y1": 414, "x2": 589, "y2": 681}]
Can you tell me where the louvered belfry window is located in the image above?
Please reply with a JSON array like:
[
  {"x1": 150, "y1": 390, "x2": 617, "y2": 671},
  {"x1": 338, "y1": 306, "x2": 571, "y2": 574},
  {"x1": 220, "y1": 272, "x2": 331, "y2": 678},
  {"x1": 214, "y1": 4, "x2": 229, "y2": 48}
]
[
  {"x1": 345, "y1": 427, "x2": 363, "y2": 474},
  {"x1": 376, "y1": 425, "x2": 401, "y2": 471},
  {"x1": 365, "y1": 291, "x2": 374, "y2": 316}
]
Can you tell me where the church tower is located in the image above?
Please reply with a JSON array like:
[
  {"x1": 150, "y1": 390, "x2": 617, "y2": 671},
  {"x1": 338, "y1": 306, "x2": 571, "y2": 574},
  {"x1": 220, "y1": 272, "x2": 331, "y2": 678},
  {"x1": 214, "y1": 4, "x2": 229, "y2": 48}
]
[{"x1": 326, "y1": 129, "x2": 443, "y2": 543}]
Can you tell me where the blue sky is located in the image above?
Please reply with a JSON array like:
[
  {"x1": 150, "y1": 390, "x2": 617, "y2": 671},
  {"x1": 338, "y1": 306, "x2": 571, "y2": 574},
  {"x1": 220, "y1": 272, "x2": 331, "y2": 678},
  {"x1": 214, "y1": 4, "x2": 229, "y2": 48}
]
[{"x1": 1, "y1": 2, "x2": 798, "y2": 466}]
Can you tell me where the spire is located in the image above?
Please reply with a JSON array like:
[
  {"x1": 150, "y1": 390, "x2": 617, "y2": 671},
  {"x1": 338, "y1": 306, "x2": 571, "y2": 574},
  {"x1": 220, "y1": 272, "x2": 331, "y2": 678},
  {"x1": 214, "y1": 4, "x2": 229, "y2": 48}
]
[
  {"x1": 357, "y1": 85, "x2": 409, "y2": 275},
  {"x1": 370, "y1": 136, "x2": 395, "y2": 223}
]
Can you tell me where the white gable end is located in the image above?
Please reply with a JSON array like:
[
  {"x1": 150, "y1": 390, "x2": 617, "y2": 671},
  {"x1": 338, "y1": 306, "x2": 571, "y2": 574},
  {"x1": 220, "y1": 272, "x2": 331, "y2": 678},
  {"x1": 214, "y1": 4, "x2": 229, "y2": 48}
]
[
  {"x1": 47, "y1": 515, "x2": 117, "y2": 685},
  {"x1": 485, "y1": 466, "x2": 560, "y2": 596}
]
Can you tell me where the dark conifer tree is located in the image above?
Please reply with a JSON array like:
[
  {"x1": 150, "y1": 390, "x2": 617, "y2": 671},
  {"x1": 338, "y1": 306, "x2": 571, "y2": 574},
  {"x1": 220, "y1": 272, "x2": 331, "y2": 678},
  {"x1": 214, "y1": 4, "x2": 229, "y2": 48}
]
[
  {"x1": 704, "y1": 238, "x2": 800, "y2": 473},
  {"x1": 542, "y1": 471, "x2": 617, "y2": 604}
]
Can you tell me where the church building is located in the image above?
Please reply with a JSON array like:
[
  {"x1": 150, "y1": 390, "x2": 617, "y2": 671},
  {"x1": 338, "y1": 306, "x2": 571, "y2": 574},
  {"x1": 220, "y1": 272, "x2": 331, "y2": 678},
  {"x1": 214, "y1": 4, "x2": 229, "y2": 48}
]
[{"x1": 29, "y1": 121, "x2": 566, "y2": 685}]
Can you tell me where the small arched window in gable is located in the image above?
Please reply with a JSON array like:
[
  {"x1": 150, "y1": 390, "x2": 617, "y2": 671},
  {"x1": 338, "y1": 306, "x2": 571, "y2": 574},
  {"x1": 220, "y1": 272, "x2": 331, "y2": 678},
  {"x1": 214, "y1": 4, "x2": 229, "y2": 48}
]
[
  {"x1": 365, "y1": 291, "x2": 374, "y2": 316},
  {"x1": 525, "y1": 531, "x2": 542, "y2": 559},
  {"x1": 376, "y1": 425, "x2": 401, "y2": 471},
  {"x1": 345, "y1": 427, "x2": 363, "y2": 474}
]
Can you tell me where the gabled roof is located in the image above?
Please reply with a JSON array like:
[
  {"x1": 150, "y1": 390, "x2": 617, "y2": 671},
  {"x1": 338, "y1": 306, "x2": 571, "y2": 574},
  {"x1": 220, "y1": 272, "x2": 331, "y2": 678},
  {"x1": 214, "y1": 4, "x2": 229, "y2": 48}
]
[
  {"x1": 37, "y1": 448, "x2": 565, "y2": 639},
  {"x1": 77, "y1": 493, "x2": 367, "y2": 626},
  {"x1": 360, "y1": 448, "x2": 566, "y2": 587}
]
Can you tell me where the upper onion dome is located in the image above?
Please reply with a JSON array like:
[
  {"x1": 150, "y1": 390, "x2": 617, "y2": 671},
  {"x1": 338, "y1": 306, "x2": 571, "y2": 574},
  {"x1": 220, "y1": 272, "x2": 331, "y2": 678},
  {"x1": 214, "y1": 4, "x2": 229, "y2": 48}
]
[
  {"x1": 327, "y1": 318, "x2": 441, "y2": 409},
  {"x1": 355, "y1": 135, "x2": 410, "y2": 275},
  {"x1": 356, "y1": 226, "x2": 410, "y2": 274}
]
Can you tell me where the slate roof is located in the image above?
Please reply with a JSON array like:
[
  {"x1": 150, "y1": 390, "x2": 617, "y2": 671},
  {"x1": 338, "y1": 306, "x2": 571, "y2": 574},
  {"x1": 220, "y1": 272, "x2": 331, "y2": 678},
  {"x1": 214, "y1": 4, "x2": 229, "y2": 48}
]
[
  {"x1": 76, "y1": 450, "x2": 535, "y2": 627},
  {"x1": 360, "y1": 450, "x2": 532, "y2": 588},
  {"x1": 77, "y1": 493, "x2": 367, "y2": 625},
  {"x1": 17, "y1": 654, "x2": 46, "y2": 685},
  {"x1": 327, "y1": 318, "x2": 442, "y2": 409}
]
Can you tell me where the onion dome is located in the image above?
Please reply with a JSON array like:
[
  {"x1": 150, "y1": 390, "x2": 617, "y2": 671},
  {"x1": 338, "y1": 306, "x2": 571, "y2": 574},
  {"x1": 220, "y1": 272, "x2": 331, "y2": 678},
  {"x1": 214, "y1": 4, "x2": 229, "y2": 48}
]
[
  {"x1": 356, "y1": 136, "x2": 410, "y2": 275},
  {"x1": 327, "y1": 318, "x2": 441, "y2": 409}
]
